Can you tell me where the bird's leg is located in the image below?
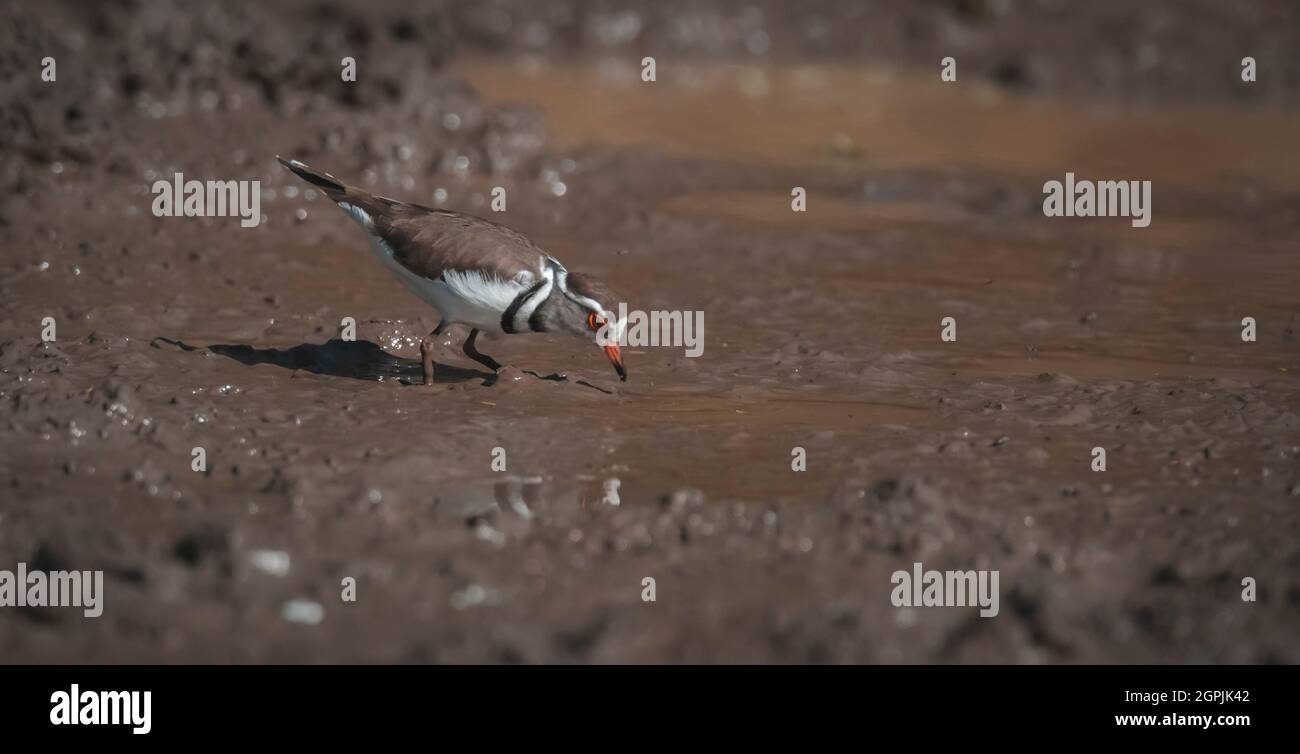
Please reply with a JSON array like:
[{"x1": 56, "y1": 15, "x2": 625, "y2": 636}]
[
  {"x1": 419, "y1": 337, "x2": 436, "y2": 386},
  {"x1": 420, "y1": 320, "x2": 448, "y2": 386},
  {"x1": 463, "y1": 328, "x2": 503, "y2": 372}
]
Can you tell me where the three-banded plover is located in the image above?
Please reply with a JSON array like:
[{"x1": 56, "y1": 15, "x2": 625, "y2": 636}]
[{"x1": 278, "y1": 157, "x2": 626, "y2": 384}]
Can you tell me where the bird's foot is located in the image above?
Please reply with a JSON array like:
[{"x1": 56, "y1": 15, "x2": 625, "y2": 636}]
[
  {"x1": 492, "y1": 365, "x2": 525, "y2": 385},
  {"x1": 462, "y1": 328, "x2": 504, "y2": 374}
]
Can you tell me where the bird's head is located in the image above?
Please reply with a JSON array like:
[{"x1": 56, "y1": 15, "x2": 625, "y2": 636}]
[{"x1": 554, "y1": 272, "x2": 627, "y2": 382}]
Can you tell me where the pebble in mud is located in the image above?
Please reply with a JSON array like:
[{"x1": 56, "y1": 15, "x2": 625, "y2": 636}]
[
  {"x1": 260, "y1": 408, "x2": 294, "y2": 424},
  {"x1": 281, "y1": 599, "x2": 324, "y2": 626}
]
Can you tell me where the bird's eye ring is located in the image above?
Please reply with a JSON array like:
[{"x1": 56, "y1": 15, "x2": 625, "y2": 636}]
[{"x1": 587, "y1": 312, "x2": 603, "y2": 331}]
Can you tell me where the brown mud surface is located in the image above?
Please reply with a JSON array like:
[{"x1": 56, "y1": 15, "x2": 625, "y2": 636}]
[{"x1": 1, "y1": 1, "x2": 1298, "y2": 662}]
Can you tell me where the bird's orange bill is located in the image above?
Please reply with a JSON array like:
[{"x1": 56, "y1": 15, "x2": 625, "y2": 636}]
[{"x1": 604, "y1": 345, "x2": 627, "y2": 381}]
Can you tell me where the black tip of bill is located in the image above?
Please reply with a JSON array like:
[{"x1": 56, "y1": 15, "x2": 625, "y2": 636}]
[{"x1": 615, "y1": 363, "x2": 627, "y2": 382}]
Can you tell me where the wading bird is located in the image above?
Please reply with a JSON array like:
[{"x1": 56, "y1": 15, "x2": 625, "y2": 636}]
[{"x1": 278, "y1": 157, "x2": 627, "y2": 384}]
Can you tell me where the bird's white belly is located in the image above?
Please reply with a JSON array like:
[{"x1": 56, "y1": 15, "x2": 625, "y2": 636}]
[
  {"x1": 337, "y1": 200, "x2": 528, "y2": 332},
  {"x1": 363, "y1": 234, "x2": 513, "y2": 332}
]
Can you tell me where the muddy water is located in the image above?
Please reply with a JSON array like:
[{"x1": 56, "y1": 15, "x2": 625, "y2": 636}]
[{"x1": 2, "y1": 52, "x2": 1298, "y2": 663}]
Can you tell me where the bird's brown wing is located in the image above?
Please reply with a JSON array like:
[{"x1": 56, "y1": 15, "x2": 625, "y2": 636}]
[
  {"x1": 278, "y1": 157, "x2": 548, "y2": 283},
  {"x1": 368, "y1": 200, "x2": 550, "y2": 284}
]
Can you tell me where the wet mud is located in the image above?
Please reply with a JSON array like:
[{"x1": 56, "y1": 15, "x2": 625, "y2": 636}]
[{"x1": 1, "y1": 1, "x2": 1298, "y2": 662}]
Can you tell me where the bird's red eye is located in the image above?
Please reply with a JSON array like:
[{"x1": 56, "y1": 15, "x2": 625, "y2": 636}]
[{"x1": 587, "y1": 313, "x2": 602, "y2": 330}]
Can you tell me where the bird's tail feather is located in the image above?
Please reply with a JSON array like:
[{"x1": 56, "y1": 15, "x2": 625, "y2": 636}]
[{"x1": 276, "y1": 156, "x2": 348, "y2": 199}]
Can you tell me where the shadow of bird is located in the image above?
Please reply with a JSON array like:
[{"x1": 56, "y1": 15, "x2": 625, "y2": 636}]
[{"x1": 152, "y1": 337, "x2": 493, "y2": 385}]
